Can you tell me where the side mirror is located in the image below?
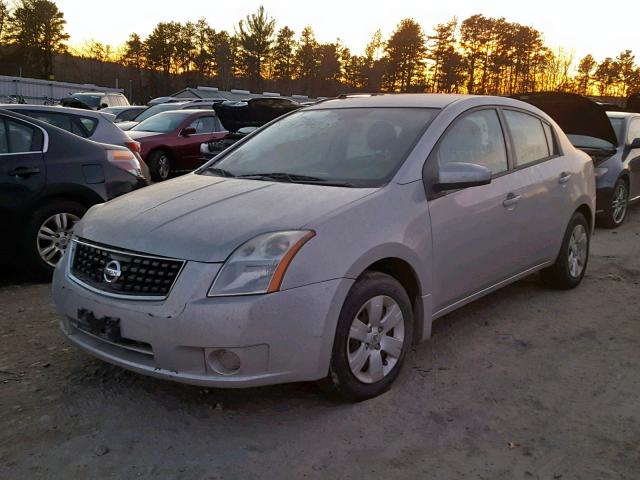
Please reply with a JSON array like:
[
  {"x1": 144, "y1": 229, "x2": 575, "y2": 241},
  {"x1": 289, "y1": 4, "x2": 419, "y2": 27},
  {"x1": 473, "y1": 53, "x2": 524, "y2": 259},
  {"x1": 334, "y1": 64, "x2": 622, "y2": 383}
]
[
  {"x1": 180, "y1": 127, "x2": 197, "y2": 136},
  {"x1": 433, "y1": 162, "x2": 492, "y2": 192},
  {"x1": 99, "y1": 103, "x2": 108, "y2": 109},
  {"x1": 628, "y1": 137, "x2": 640, "y2": 149}
]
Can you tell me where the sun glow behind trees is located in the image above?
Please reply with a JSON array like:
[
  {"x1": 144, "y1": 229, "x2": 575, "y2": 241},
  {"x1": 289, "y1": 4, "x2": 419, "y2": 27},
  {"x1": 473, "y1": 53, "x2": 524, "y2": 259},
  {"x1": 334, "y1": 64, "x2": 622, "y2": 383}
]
[{"x1": 0, "y1": 1, "x2": 638, "y2": 99}]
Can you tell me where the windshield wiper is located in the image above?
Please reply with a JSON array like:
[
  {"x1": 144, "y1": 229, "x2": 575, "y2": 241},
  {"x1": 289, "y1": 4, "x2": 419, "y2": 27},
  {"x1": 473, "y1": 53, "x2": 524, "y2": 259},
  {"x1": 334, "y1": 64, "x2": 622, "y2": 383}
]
[
  {"x1": 204, "y1": 167, "x2": 236, "y2": 178},
  {"x1": 236, "y1": 172, "x2": 355, "y2": 187}
]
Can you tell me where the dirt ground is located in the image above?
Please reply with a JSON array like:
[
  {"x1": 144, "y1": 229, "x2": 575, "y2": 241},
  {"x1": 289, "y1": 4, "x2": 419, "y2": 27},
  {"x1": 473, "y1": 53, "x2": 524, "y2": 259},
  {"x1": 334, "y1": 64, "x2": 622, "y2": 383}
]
[{"x1": 1, "y1": 207, "x2": 639, "y2": 480}]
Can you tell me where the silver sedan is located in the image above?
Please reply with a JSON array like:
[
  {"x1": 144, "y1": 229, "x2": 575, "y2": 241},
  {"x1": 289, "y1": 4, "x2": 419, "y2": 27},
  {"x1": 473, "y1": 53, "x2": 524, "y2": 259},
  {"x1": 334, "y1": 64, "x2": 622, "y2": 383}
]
[{"x1": 53, "y1": 94, "x2": 595, "y2": 400}]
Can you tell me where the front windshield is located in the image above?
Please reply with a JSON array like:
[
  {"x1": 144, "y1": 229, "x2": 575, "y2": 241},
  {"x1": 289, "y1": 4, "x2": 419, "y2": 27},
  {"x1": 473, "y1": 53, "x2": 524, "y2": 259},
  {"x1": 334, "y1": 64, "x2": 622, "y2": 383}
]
[
  {"x1": 202, "y1": 107, "x2": 439, "y2": 187},
  {"x1": 133, "y1": 103, "x2": 182, "y2": 122},
  {"x1": 72, "y1": 94, "x2": 101, "y2": 108},
  {"x1": 132, "y1": 113, "x2": 187, "y2": 133},
  {"x1": 608, "y1": 117, "x2": 625, "y2": 145}
]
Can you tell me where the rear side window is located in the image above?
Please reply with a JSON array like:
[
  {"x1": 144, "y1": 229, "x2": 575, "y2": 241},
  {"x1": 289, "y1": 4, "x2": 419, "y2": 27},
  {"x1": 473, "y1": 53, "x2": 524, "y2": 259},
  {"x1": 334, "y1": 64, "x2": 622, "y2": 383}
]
[
  {"x1": 436, "y1": 109, "x2": 508, "y2": 175},
  {"x1": 542, "y1": 122, "x2": 558, "y2": 156},
  {"x1": 0, "y1": 120, "x2": 8, "y2": 153},
  {"x1": 23, "y1": 110, "x2": 72, "y2": 132},
  {"x1": 504, "y1": 110, "x2": 551, "y2": 166},
  {"x1": 77, "y1": 117, "x2": 98, "y2": 136}
]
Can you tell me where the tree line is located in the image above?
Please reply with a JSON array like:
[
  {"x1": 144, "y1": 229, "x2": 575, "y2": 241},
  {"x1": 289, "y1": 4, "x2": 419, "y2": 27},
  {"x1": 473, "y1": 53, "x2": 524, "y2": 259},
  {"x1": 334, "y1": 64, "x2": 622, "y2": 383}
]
[{"x1": 0, "y1": 0, "x2": 639, "y2": 102}]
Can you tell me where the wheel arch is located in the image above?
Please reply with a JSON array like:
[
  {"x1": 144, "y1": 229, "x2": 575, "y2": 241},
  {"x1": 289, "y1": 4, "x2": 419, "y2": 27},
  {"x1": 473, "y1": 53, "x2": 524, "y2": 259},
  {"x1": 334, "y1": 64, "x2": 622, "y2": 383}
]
[{"x1": 358, "y1": 256, "x2": 426, "y2": 344}]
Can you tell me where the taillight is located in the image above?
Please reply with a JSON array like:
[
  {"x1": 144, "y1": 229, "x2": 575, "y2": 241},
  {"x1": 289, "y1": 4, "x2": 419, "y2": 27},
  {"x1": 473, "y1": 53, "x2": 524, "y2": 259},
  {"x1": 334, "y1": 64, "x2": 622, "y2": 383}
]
[
  {"x1": 106, "y1": 149, "x2": 143, "y2": 178},
  {"x1": 125, "y1": 141, "x2": 141, "y2": 154}
]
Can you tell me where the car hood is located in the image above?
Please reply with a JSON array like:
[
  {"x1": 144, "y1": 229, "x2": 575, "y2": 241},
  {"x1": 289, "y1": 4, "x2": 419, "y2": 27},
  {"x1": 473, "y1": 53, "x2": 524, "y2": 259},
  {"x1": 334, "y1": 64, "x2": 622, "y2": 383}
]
[
  {"x1": 75, "y1": 173, "x2": 376, "y2": 262},
  {"x1": 127, "y1": 130, "x2": 165, "y2": 141},
  {"x1": 117, "y1": 121, "x2": 138, "y2": 131},
  {"x1": 511, "y1": 92, "x2": 618, "y2": 146}
]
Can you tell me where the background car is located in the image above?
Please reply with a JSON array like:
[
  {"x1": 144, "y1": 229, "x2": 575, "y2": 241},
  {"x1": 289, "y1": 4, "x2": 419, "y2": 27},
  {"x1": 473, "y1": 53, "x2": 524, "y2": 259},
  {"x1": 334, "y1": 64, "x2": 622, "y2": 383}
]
[
  {"x1": 213, "y1": 97, "x2": 301, "y2": 132},
  {"x1": 512, "y1": 92, "x2": 640, "y2": 227},
  {"x1": 117, "y1": 100, "x2": 220, "y2": 131},
  {"x1": 60, "y1": 92, "x2": 130, "y2": 110},
  {"x1": 200, "y1": 126, "x2": 257, "y2": 160},
  {"x1": 128, "y1": 109, "x2": 227, "y2": 181},
  {"x1": 0, "y1": 109, "x2": 147, "y2": 277},
  {"x1": 100, "y1": 106, "x2": 147, "y2": 123},
  {"x1": 3, "y1": 104, "x2": 150, "y2": 181}
]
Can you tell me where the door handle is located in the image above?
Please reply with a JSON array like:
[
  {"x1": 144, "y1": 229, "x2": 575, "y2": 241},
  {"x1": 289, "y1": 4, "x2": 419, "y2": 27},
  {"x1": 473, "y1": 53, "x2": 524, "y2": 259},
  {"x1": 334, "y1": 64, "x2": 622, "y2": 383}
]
[
  {"x1": 9, "y1": 166, "x2": 41, "y2": 178},
  {"x1": 559, "y1": 172, "x2": 572, "y2": 184},
  {"x1": 503, "y1": 193, "x2": 521, "y2": 208}
]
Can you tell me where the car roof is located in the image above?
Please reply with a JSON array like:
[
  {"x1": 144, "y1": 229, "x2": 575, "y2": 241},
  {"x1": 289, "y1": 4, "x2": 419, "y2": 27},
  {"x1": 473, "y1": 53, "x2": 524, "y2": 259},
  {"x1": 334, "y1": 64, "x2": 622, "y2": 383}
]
[
  {"x1": 0, "y1": 104, "x2": 108, "y2": 119},
  {"x1": 306, "y1": 93, "x2": 480, "y2": 110}
]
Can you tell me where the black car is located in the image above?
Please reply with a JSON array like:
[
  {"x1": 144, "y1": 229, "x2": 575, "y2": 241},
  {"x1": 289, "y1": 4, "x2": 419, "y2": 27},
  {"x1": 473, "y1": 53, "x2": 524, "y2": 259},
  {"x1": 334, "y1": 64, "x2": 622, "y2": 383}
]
[
  {"x1": 511, "y1": 92, "x2": 640, "y2": 227},
  {"x1": 0, "y1": 109, "x2": 148, "y2": 277}
]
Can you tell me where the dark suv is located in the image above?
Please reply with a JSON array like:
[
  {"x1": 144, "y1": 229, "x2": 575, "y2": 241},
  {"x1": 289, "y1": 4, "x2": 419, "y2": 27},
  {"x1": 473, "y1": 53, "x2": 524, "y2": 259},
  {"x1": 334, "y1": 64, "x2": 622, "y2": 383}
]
[{"x1": 0, "y1": 109, "x2": 147, "y2": 277}]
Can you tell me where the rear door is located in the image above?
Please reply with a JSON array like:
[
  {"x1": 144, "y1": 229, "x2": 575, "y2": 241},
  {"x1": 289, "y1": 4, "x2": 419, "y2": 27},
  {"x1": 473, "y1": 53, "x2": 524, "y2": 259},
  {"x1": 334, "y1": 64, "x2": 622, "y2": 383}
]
[
  {"x1": 0, "y1": 115, "x2": 46, "y2": 242},
  {"x1": 500, "y1": 108, "x2": 572, "y2": 265}
]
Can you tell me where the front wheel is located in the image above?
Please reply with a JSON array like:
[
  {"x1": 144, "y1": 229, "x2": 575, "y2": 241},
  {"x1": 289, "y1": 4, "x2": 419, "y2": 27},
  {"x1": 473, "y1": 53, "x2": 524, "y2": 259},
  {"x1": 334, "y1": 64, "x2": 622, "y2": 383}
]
[
  {"x1": 148, "y1": 150, "x2": 171, "y2": 182},
  {"x1": 23, "y1": 200, "x2": 86, "y2": 279},
  {"x1": 541, "y1": 211, "x2": 590, "y2": 289},
  {"x1": 325, "y1": 272, "x2": 413, "y2": 401}
]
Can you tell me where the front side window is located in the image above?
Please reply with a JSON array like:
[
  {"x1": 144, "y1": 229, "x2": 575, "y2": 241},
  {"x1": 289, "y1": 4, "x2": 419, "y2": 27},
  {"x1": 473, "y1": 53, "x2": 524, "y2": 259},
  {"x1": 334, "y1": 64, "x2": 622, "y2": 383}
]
[
  {"x1": 627, "y1": 119, "x2": 640, "y2": 145},
  {"x1": 133, "y1": 113, "x2": 188, "y2": 133},
  {"x1": 436, "y1": 109, "x2": 508, "y2": 175},
  {"x1": 188, "y1": 116, "x2": 215, "y2": 134},
  {"x1": 204, "y1": 107, "x2": 439, "y2": 187},
  {"x1": 504, "y1": 110, "x2": 550, "y2": 166}
]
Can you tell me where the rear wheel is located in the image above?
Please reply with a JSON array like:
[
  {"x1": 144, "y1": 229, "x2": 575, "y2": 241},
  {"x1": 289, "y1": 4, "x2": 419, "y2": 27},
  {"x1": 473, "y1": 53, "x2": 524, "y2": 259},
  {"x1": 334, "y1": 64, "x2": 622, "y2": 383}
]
[
  {"x1": 599, "y1": 178, "x2": 629, "y2": 228},
  {"x1": 541, "y1": 211, "x2": 590, "y2": 289},
  {"x1": 325, "y1": 272, "x2": 413, "y2": 401},
  {"x1": 24, "y1": 200, "x2": 86, "y2": 279},
  {"x1": 148, "y1": 150, "x2": 171, "y2": 182}
]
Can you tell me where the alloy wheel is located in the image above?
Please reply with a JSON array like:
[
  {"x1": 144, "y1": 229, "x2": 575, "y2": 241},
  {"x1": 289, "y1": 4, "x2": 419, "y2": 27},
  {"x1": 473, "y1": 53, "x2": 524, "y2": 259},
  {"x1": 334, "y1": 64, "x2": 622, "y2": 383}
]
[
  {"x1": 611, "y1": 182, "x2": 628, "y2": 225},
  {"x1": 567, "y1": 224, "x2": 588, "y2": 279},
  {"x1": 347, "y1": 295, "x2": 405, "y2": 384},
  {"x1": 37, "y1": 213, "x2": 80, "y2": 267},
  {"x1": 158, "y1": 155, "x2": 170, "y2": 179}
]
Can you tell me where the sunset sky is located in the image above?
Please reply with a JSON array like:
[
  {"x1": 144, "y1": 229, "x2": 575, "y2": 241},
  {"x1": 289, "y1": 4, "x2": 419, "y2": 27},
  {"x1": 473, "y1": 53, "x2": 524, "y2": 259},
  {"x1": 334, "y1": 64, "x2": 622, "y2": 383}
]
[{"x1": 56, "y1": 0, "x2": 638, "y2": 61}]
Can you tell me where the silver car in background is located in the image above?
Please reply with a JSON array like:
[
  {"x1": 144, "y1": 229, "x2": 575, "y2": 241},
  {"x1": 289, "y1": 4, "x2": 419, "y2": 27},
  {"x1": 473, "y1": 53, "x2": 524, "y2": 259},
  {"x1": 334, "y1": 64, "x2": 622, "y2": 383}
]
[{"x1": 53, "y1": 94, "x2": 595, "y2": 400}]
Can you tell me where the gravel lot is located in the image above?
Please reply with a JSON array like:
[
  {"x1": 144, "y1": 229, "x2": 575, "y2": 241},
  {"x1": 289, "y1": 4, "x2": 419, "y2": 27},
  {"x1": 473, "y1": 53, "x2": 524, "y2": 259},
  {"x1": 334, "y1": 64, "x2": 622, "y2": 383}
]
[{"x1": 1, "y1": 206, "x2": 639, "y2": 480}]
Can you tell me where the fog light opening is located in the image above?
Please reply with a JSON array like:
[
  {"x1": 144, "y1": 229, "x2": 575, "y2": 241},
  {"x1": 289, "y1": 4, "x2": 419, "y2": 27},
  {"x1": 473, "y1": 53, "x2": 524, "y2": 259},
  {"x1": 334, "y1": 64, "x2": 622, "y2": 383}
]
[{"x1": 209, "y1": 349, "x2": 241, "y2": 375}]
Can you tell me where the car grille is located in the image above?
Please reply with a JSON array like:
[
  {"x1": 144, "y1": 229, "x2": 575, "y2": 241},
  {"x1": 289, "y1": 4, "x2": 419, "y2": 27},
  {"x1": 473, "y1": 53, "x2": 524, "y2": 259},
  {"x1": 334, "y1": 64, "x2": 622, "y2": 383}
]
[{"x1": 70, "y1": 239, "x2": 184, "y2": 299}]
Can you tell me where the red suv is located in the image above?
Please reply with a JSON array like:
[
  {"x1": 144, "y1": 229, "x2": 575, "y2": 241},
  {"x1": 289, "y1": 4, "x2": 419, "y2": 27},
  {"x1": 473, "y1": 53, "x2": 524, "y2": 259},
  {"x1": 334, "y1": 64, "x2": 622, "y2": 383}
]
[{"x1": 128, "y1": 110, "x2": 227, "y2": 181}]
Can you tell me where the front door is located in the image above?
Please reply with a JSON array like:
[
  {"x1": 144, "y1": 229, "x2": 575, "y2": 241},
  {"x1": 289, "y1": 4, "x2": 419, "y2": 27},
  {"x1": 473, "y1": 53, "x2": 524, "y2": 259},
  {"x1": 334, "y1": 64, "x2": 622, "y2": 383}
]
[{"x1": 427, "y1": 108, "x2": 521, "y2": 313}]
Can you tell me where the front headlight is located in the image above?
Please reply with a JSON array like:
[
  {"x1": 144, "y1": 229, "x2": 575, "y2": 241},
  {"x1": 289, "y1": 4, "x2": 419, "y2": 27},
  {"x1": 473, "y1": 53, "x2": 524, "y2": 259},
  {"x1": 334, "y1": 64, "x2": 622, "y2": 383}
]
[{"x1": 208, "y1": 230, "x2": 315, "y2": 296}]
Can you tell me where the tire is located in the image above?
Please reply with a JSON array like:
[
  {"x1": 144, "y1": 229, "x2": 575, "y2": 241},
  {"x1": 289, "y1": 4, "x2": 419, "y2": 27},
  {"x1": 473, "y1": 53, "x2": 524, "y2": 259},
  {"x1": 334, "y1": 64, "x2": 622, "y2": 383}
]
[
  {"x1": 598, "y1": 178, "x2": 629, "y2": 229},
  {"x1": 540, "y1": 211, "x2": 590, "y2": 290},
  {"x1": 324, "y1": 271, "x2": 414, "y2": 401},
  {"x1": 148, "y1": 150, "x2": 171, "y2": 182},
  {"x1": 23, "y1": 200, "x2": 86, "y2": 280}
]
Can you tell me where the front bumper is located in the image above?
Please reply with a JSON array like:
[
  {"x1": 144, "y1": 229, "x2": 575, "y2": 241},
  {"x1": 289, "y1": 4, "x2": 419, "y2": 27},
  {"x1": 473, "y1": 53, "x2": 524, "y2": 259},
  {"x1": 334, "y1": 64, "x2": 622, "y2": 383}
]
[{"x1": 53, "y1": 251, "x2": 353, "y2": 388}]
